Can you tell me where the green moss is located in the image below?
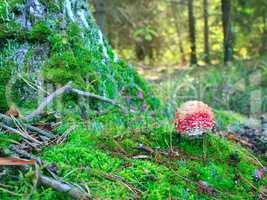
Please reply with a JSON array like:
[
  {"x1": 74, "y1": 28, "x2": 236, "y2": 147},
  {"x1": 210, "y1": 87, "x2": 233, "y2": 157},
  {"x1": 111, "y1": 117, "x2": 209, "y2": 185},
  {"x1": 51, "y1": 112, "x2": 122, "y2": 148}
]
[
  {"x1": 39, "y1": 0, "x2": 62, "y2": 13},
  {"x1": 0, "y1": 62, "x2": 13, "y2": 112},
  {"x1": 42, "y1": 24, "x2": 156, "y2": 111},
  {"x1": 1, "y1": 112, "x2": 266, "y2": 199},
  {"x1": 215, "y1": 110, "x2": 247, "y2": 130},
  {"x1": 0, "y1": 132, "x2": 21, "y2": 149},
  {"x1": 38, "y1": 118, "x2": 266, "y2": 199},
  {"x1": 0, "y1": 1, "x2": 266, "y2": 200},
  {"x1": 0, "y1": 0, "x2": 24, "y2": 23},
  {"x1": 30, "y1": 22, "x2": 52, "y2": 42},
  {"x1": 0, "y1": 21, "x2": 25, "y2": 39},
  {"x1": 43, "y1": 51, "x2": 84, "y2": 86}
]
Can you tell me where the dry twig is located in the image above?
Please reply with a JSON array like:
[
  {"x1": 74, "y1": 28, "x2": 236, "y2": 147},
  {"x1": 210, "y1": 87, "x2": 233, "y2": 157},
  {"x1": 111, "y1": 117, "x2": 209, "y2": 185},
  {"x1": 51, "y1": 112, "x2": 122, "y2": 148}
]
[{"x1": 25, "y1": 82, "x2": 128, "y2": 121}]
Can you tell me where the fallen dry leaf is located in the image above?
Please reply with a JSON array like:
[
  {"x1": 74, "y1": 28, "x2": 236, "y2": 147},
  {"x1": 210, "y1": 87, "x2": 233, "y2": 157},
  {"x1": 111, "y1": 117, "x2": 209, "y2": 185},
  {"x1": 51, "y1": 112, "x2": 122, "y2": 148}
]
[{"x1": 0, "y1": 157, "x2": 35, "y2": 166}]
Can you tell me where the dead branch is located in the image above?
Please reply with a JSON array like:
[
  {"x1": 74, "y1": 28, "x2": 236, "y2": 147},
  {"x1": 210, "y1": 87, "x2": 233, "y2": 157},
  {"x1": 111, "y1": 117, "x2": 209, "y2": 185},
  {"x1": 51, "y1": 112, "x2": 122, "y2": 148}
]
[
  {"x1": 104, "y1": 173, "x2": 142, "y2": 198},
  {"x1": 0, "y1": 122, "x2": 42, "y2": 145},
  {"x1": 6, "y1": 147, "x2": 92, "y2": 200},
  {"x1": 10, "y1": 145, "x2": 42, "y2": 165},
  {"x1": 26, "y1": 124, "x2": 56, "y2": 139},
  {"x1": 71, "y1": 88, "x2": 122, "y2": 109},
  {"x1": 55, "y1": 125, "x2": 77, "y2": 144},
  {"x1": 134, "y1": 144, "x2": 154, "y2": 154},
  {"x1": 0, "y1": 113, "x2": 55, "y2": 139},
  {"x1": 0, "y1": 186, "x2": 22, "y2": 197},
  {"x1": 25, "y1": 82, "x2": 128, "y2": 121},
  {"x1": 25, "y1": 83, "x2": 72, "y2": 121},
  {"x1": 39, "y1": 175, "x2": 92, "y2": 200}
]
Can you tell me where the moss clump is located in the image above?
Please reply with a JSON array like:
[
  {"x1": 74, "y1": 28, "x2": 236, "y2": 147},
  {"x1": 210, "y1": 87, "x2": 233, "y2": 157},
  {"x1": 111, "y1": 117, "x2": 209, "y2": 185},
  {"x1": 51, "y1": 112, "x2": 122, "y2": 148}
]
[
  {"x1": 40, "y1": 21, "x2": 156, "y2": 111},
  {"x1": 39, "y1": 0, "x2": 62, "y2": 13},
  {"x1": 43, "y1": 51, "x2": 84, "y2": 86},
  {"x1": 30, "y1": 22, "x2": 52, "y2": 42},
  {"x1": 0, "y1": 0, "x2": 24, "y2": 23},
  {"x1": 0, "y1": 63, "x2": 13, "y2": 112},
  {"x1": 0, "y1": 21, "x2": 25, "y2": 40},
  {"x1": 0, "y1": 132, "x2": 21, "y2": 150}
]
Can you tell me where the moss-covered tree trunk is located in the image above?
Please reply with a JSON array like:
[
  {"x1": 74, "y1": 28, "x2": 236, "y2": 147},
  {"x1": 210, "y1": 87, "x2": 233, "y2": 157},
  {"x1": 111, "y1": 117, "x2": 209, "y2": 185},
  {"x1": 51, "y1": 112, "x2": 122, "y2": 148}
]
[{"x1": 0, "y1": 0, "x2": 153, "y2": 114}]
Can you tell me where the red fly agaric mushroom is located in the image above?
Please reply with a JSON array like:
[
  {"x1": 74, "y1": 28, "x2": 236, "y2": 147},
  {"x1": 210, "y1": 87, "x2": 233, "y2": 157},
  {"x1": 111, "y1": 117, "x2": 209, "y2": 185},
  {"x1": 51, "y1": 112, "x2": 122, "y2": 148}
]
[{"x1": 176, "y1": 101, "x2": 214, "y2": 137}]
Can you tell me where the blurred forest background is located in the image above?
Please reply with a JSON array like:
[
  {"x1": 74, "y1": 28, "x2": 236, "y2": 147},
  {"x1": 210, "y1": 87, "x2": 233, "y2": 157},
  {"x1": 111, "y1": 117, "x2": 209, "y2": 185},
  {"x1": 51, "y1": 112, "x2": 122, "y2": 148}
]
[
  {"x1": 93, "y1": 0, "x2": 267, "y2": 66},
  {"x1": 92, "y1": 0, "x2": 267, "y2": 117}
]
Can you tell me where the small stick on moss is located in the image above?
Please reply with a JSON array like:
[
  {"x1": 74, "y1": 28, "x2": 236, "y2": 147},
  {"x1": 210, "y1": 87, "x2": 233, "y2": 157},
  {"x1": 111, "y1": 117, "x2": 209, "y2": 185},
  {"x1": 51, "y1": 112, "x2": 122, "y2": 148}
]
[
  {"x1": 104, "y1": 173, "x2": 142, "y2": 198},
  {"x1": 25, "y1": 83, "x2": 72, "y2": 121},
  {"x1": 202, "y1": 133, "x2": 207, "y2": 163},
  {"x1": 0, "y1": 186, "x2": 22, "y2": 197},
  {"x1": 239, "y1": 175, "x2": 258, "y2": 191},
  {"x1": 8, "y1": 145, "x2": 92, "y2": 199},
  {"x1": 0, "y1": 122, "x2": 42, "y2": 145},
  {"x1": 39, "y1": 175, "x2": 92, "y2": 200},
  {"x1": 54, "y1": 125, "x2": 77, "y2": 145},
  {"x1": 0, "y1": 113, "x2": 56, "y2": 139},
  {"x1": 25, "y1": 82, "x2": 128, "y2": 121}
]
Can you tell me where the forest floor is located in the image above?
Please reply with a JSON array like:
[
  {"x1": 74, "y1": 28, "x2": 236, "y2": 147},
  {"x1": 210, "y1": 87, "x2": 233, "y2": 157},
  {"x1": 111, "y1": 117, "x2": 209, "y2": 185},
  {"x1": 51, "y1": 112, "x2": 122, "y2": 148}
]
[{"x1": 1, "y1": 64, "x2": 267, "y2": 200}]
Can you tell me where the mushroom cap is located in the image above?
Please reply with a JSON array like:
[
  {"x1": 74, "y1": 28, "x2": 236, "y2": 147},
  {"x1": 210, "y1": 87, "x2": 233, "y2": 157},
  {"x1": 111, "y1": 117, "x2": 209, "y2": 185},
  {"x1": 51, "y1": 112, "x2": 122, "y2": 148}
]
[{"x1": 176, "y1": 101, "x2": 214, "y2": 136}]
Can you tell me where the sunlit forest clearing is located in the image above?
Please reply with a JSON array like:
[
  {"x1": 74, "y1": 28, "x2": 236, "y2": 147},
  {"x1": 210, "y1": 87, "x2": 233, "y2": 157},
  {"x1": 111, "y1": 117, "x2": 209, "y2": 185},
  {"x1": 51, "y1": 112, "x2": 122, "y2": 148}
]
[{"x1": 0, "y1": 0, "x2": 266, "y2": 199}]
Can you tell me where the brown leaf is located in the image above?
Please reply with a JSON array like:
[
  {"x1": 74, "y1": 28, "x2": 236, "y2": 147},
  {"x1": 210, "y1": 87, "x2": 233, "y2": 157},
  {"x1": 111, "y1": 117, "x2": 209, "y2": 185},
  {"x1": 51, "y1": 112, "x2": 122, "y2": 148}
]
[
  {"x1": 227, "y1": 134, "x2": 239, "y2": 143},
  {"x1": 0, "y1": 157, "x2": 35, "y2": 166},
  {"x1": 155, "y1": 154, "x2": 163, "y2": 163},
  {"x1": 5, "y1": 106, "x2": 20, "y2": 118},
  {"x1": 35, "y1": 123, "x2": 53, "y2": 132}
]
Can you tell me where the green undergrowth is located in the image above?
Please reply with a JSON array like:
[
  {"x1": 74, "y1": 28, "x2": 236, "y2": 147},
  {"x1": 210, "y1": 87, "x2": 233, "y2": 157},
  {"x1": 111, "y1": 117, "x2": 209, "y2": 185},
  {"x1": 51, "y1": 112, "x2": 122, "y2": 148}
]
[
  {"x1": 1, "y1": 112, "x2": 266, "y2": 200},
  {"x1": 214, "y1": 110, "x2": 247, "y2": 131},
  {"x1": 155, "y1": 60, "x2": 267, "y2": 116}
]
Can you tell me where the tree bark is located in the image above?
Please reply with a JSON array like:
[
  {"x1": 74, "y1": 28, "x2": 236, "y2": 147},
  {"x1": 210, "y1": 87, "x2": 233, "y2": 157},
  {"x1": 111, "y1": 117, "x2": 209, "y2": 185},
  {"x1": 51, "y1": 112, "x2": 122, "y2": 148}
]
[
  {"x1": 188, "y1": 0, "x2": 198, "y2": 65},
  {"x1": 221, "y1": 0, "x2": 233, "y2": 63},
  {"x1": 171, "y1": 2, "x2": 186, "y2": 64},
  {"x1": 260, "y1": 16, "x2": 267, "y2": 55},
  {"x1": 203, "y1": 0, "x2": 210, "y2": 63},
  {"x1": 93, "y1": 0, "x2": 106, "y2": 35}
]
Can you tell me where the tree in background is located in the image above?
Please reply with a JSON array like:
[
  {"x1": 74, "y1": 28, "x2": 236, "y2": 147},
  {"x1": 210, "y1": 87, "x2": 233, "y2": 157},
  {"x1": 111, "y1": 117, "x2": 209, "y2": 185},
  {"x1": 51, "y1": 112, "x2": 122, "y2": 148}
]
[
  {"x1": 203, "y1": 0, "x2": 210, "y2": 63},
  {"x1": 103, "y1": 0, "x2": 161, "y2": 63},
  {"x1": 92, "y1": 0, "x2": 267, "y2": 65},
  {"x1": 188, "y1": 0, "x2": 198, "y2": 65},
  {"x1": 93, "y1": 0, "x2": 106, "y2": 35},
  {"x1": 221, "y1": 0, "x2": 233, "y2": 63},
  {"x1": 170, "y1": 1, "x2": 186, "y2": 64},
  {"x1": 252, "y1": 0, "x2": 267, "y2": 55}
]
